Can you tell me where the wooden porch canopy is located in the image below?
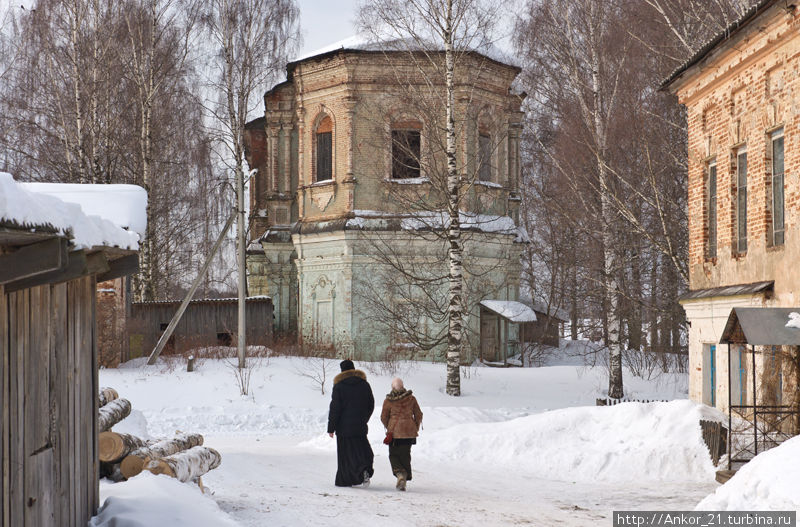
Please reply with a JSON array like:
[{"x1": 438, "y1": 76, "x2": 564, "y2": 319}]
[
  {"x1": 719, "y1": 307, "x2": 800, "y2": 346},
  {"x1": 717, "y1": 307, "x2": 800, "y2": 471}
]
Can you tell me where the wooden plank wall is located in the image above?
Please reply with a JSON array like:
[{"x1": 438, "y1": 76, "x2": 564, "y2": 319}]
[
  {"x1": 131, "y1": 299, "x2": 273, "y2": 355},
  {"x1": 1, "y1": 276, "x2": 98, "y2": 527}
]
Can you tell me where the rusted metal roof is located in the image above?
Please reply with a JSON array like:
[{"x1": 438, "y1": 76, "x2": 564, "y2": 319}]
[
  {"x1": 661, "y1": 0, "x2": 777, "y2": 90},
  {"x1": 678, "y1": 280, "x2": 773, "y2": 301},
  {"x1": 720, "y1": 307, "x2": 800, "y2": 345}
]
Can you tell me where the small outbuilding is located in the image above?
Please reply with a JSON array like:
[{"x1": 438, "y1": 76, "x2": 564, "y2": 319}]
[
  {"x1": 0, "y1": 173, "x2": 145, "y2": 527},
  {"x1": 128, "y1": 296, "x2": 273, "y2": 357},
  {"x1": 479, "y1": 300, "x2": 537, "y2": 363}
]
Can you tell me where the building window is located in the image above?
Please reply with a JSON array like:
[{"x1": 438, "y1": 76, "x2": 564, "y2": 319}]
[
  {"x1": 706, "y1": 160, "x2": 717, "y2": 259},
  {"x1": 771, "y1": 129, "x2": 785, "y2": 246},
  {"x1": 736, "y1": 145, "x2": 748, "y2": 253},
  {"x1": 478, "y1": 132, "x2": 492, "y2": 182},
  {"x1": 391, "y1": 127, "x2": 421, "y2": 179},
  {"x1": 315, "y1": 116, "x2": 332, "y2": 182}
]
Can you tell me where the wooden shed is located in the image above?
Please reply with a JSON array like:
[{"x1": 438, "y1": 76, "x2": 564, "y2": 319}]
[
  {"x1": 1, "y1": 174, "x2": 143, "y2": 527},
  {"x1": 519, "y1": 302, "x2": 568, "y2": 348},
  {"x1": 128, "y1": 296, "x2": 273, "y2": 357}
]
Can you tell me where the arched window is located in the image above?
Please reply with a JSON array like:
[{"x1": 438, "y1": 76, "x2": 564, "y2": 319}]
[
  {"x1": 391, "y1": 119, "x2": 422, "y2": 179},
  {"x1": 315, "y1": 116, "x2": 333, "y2": 182}
]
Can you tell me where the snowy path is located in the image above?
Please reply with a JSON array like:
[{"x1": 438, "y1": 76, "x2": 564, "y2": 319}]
[
  {"x1": 205, "y1": 435, "x2": 716, "y2": 527},
  {"x1": 94, "y1": 358, "x2": 721, "y2": 526}
]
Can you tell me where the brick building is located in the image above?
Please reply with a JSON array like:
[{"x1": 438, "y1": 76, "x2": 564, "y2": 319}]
[
  {"x1": 664, "y1": 0, "x2": 800, "y2": 413},
  {"x1": 244, "y1": 38, "x2": 529, "y2": 360}
]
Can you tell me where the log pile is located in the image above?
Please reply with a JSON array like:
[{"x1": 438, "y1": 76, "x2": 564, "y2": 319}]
[{"x1": 97, "y1": 388, "x2": 221, "y2": 490}]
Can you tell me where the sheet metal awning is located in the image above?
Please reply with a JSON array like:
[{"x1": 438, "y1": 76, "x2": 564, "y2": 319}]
[
  {"x1": 480, "y1": 300, "x2": 537, "y2": 323},
  {"x1": 679, "y1": 280, "x2": 773, "y2": 302},
  {"x1": 719, "y1": 307, "x2": 800, "y2": 346}
]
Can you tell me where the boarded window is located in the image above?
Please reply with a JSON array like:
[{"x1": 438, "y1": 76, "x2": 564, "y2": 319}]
[
  {"x1": 392, "y1": 129, "x2": 421, "y2": 179},
  {"x1": 771, "y1": 129, "x2": 785, "y2": 246},
  {"x1": 707, "y1": 160, "x2": 717, "y2": 259},
  {"x1": 478, "y1": 133, "x2": 492, "y2": 181},
  {"x1": 316, "y1": 131, "x2": 332, "y2": 181},
  {"x1": 736, "y1": 146, "x2": 747, "y2": 253}
]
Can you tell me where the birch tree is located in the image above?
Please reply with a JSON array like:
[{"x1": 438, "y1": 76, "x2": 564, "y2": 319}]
[
  {"x1": 202, "y1": 0, "x2": 299, "y2": 368},
  {"x1": 358, "y1": 0, "x2": 501, "y2": 396}
]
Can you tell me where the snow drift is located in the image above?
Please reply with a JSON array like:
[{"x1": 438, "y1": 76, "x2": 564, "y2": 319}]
[
  {"x1": 422, "y1": 400, "x2": 718, "y2": 483},
  {"x1": 696, "y1": 435, "x2": 800, "y2": 512},
  {"x1": 90, "y1": 472, "x2": 239, "y2": 527}
]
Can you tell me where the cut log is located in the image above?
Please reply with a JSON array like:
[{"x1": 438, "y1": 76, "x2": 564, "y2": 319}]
[
  {"x1": 145, "y1": 446, "x2": 221, "y2": 483},
  {"x1": 98, "y1": 387, "x2": 119, "y2": 407},
  {"x1": 120, "y1": 433, "x2": 204, "y2": 479},
  {"x1": 99, "y1": 461, "x2": 125, "y2": 483},
  {"x1": 99, "y1": 431, "x2": 149, "y2": 463},
  {"x1": 97, "y1": 398, "x2": 131, "y2": 432}
]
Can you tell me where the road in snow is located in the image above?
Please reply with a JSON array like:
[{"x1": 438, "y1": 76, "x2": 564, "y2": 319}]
[{"x1": 94, "y1": 354, "x2": 719, "y2": 526}]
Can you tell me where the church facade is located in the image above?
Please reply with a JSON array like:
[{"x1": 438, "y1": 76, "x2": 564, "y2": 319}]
[{"x1": 244, "y1": 42, "x2": 528, "y2": 361}]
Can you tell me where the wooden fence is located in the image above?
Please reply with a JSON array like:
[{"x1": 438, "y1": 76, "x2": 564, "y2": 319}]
[{"x1": 595, "y1": 397, "x2": 669, "y2": 406}]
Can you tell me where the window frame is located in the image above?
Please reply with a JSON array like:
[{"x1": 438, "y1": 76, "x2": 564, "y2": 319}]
[
  {"x1": 478, "y1": 132, "x2": 492, "y2": 182},
  {"x1": 735, "y1": 145, "x2": 748, "y2": 254},
  {"x1": 706, "y1": 159, "x2": 717, "y2": 259},
  {"x1": 771, "y1": 128, "x2": 785, "y2": 247},
  {"x1": 314, "y1": 115, "x2": 333, "y2": 183},
  {"x1": 390, "y1": 127, "x2": 422, "y2": 179}
]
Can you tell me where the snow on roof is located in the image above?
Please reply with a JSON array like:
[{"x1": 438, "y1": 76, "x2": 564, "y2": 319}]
[
  {"x1": 480, "y1": 300, "x2": 537, "y2": 323},
  {"x1": 20, "y1": 182, "x2": 147, "y2": 236},
  {"x1": 346, "y1": 210, "x2": 526, "y2": 240},
  {"x1": 0, "y1": 173, "x2": 143, "y2": 250},
  {"x1": 292, "y1": 32, "x2": 520, "y2": 68}
]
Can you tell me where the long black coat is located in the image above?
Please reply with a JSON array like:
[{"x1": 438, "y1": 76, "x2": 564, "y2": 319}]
[{"x1": 327, "y1": 369, "x2": 374, "y2": 437}]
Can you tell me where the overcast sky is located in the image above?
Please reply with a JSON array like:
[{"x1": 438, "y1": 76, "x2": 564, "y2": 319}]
[{"x1": 297, "y1": 0, "x2": 360, "y2": 58}]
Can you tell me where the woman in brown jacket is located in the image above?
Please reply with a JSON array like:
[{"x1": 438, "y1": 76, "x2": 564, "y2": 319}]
[{"x1": 380, "y1": 377, "x2": 423, "y2": 491}]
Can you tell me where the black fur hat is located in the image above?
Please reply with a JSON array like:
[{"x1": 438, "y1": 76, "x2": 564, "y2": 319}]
[{"x1": 339, "y1": 359, "x2": 355, "y2": 372}]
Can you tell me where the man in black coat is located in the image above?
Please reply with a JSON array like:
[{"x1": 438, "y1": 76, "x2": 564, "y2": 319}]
[{"x1": 327, "y1": 359, "x2": 375, "y2": 487}]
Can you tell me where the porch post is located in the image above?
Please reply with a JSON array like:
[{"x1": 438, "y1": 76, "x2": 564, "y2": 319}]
[
  {"x1": 752, "y1": 344, "x2": 758, "y2": 455},
  {"x1": 727, "y1": 343, "x2": 732, "y2": 470}
]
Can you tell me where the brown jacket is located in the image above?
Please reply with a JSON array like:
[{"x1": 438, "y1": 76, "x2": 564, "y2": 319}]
[{"x1": 380, "y1": 390, "x2": 423, "y2": 439}]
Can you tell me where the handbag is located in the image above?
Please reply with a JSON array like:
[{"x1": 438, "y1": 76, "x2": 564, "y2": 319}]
[{"x1": 383, "y1": 432, "x2": 393, "y2": 445}]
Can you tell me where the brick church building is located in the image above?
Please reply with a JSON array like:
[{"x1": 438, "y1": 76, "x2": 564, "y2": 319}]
[{"x1": 243, "y1": 37, "x2": 530, "y2": 361}]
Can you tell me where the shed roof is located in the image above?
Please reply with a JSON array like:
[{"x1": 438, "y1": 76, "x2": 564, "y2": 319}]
[
  {"x1": 720, "y1": 307, "x2": 800, "y2": 346},
  {"x1": 678, "y1": 280, "x2": 773, "y2": 302},
  {"x1": 480, "y1": 300, "x2": 537, "y2": 323}
]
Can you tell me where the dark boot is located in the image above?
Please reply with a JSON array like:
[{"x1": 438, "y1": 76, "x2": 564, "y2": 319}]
[{"x1": 395, "y1": 470, "x2": 407, "y2": 491}]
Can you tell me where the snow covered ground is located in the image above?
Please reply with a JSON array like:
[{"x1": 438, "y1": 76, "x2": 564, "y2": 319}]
[{"x1": 94, "y1": 355, "x2": 723, "y2": 526}]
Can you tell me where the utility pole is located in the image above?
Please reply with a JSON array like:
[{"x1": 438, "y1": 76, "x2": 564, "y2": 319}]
[{"x1": 237, "y1": 165, "x2": 247, "y2": 369}]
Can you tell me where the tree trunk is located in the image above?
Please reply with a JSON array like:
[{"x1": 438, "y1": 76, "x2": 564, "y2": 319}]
[
  {"x1": 145, "y1": 446, "x2": 221, "y2": 483},
  {"x1": 99, "y1": 431, "x2": 149, "y2": 463},
  {"x1": 98, "y1": 387, "x2": 119, "y2": 408},
  {"x1": 97, "y1": 398, "x2": 131, "y2": 433},
  {"x1": 120, "y1": 433, "x2": 204, "y2": 479},
  {"x1": 444, "y1": 0, "x2": 462, "y2": 397}
]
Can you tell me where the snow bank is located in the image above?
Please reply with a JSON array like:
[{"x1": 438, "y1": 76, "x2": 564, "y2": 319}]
[
  {"x1": 786, "y1": 312, "x2": 800, "y2": 329},
  {"x1": 90, "y1": 473, "x2": 240, "y2": 527},
  {"x1": 696, "y1": 435, "x2": 800, "y2": 512},
  {"x1": 0, "y1": 173, "x2": 142, "y2": 250},
  {"x1": 422, "y1": 400, "x2": 717, "y2": 483}
]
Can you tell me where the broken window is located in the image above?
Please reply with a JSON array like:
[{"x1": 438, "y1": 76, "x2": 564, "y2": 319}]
[
  {"x1": 478, "y1": 133, "x2": 492, "y2": 182},
  {"x1": 391, "y1": 127, "x2": 421, "y2": 179}
]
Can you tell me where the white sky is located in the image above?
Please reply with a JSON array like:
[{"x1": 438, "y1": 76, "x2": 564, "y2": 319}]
[{"x1": 296, "y1": 0, "x2": 360, "y2": 58}]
